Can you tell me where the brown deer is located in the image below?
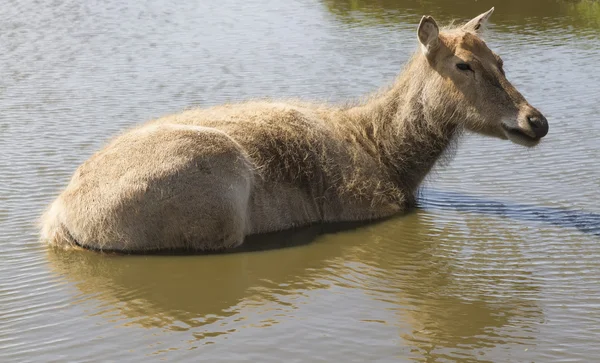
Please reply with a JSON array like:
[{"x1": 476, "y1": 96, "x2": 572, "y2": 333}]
[{"x1": 40, "y1": 8, "x2": 548, "y2": 252}]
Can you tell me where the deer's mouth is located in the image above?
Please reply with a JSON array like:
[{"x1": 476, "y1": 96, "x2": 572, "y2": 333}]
[{"x1": 501, "y1": 123, "x2": 540, "y2": 147}]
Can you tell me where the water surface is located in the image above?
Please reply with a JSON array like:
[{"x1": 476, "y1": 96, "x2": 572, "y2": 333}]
[{"x1": 1, "y1": 0, "x2": 599, "y2": 361}]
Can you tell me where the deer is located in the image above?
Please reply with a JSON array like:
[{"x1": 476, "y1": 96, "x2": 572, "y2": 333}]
[{"x1": 40, "y1": 8, "x2": 549, "y2": 252}]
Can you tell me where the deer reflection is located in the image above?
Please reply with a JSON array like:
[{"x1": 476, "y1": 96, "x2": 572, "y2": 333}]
[{"x1": 46, "y1": 210, "x2": 542, "y2": 360}]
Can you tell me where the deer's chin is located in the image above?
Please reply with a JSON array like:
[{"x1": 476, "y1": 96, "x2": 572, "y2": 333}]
[{"x1": 501, "y1": 123, "x2": 541, "y2": 147}]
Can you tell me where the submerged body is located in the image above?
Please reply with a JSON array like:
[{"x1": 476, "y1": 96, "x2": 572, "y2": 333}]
[
  {"x1": 41, "y1": 8, "x2": 548, "y2": 252},
  {"x1": 42, "y1": 100, "x2": 446, "y2": 251}
]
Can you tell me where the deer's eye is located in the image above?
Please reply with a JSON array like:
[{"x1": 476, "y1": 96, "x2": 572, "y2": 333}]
[{"x1": 456, "y1": 63, "x2": 472, "y2": 72}]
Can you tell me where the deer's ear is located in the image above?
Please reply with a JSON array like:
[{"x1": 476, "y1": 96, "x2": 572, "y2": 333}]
[
  {"x1": 463, "y1": 7, "x2": 494, "y2": 33},
  {"x1": 417, "y1": 15, "x2": 440, "y2": 57}
]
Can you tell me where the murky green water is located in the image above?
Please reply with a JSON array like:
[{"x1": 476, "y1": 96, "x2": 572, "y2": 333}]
[{"x1": 1, "y1": 0, "x2": 599, "y2": 361}]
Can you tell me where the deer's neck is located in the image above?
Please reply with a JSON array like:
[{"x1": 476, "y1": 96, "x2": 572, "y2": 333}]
[{"x1": 344, "y1": 57, "x2": 461, "y2": 196}]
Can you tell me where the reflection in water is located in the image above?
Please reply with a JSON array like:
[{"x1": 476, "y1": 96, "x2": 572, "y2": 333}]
[
  {"x1": 46, "y1": 227, "x2": 334, "y2": 330},
  {"x1": 322, "y1": 0, "x2": 600, "y2": 32},
  {"x1": 47, "y1": 211, "x2": 543, "y2": 361},
  {"x1": 339, "y1": 213, "x2": 543, "y2": 361}
]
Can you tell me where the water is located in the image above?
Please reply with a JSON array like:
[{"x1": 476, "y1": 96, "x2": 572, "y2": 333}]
[{"x1": 1, "y1": 0, "x2": 599, "y2": 361}]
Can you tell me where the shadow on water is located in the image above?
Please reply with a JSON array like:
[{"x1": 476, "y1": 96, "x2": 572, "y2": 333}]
[
  {"x1": 120, "y1": 219, "x2": 385, "y2": 256},
  {"x1": 419, "y1": 188, "x2": 600, "y2": 237},
  {"x1": 321, "y1": 0, "x2": 600, "y2": 32}
]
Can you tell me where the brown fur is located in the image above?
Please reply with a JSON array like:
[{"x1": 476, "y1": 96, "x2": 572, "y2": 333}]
[{"x1": 40, "y1": 8, "x2": 548, "y2": 252}]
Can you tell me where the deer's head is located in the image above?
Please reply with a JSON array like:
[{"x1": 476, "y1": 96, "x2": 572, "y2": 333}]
[{"x1": 418, "y1": 8, "x2": 548, "y2": 147}]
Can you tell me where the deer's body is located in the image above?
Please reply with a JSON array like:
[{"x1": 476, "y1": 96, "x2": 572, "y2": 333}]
[{"x1": 41, "y1": 8, "x2": 549, "y2": 252}]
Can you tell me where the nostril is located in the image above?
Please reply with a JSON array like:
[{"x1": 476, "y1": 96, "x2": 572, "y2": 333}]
[
  {"x1": 527, "y1": 114, "x2": 549, "y2": 137},
  {"x1": 527, "y1": 116, "x2": 541, "y2": 128}
]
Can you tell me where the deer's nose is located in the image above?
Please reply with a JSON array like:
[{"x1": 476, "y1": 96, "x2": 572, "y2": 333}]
[{"x1": 527, "y1": 111, "x2": 549, "y2": 139}]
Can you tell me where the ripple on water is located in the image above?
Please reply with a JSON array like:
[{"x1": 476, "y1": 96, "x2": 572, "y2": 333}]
[{"x1": 1, "y1": 0, "x2": 600, "y2": 361}]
